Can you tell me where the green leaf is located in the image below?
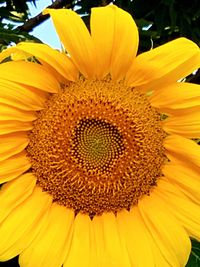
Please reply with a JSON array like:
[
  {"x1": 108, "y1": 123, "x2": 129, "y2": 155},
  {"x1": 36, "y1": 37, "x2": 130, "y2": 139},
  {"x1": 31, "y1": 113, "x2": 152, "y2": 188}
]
[
  {"x1": 186, "y1": 239, "x2": 200, "y2": 267},
  {"x1": 0, "y1": 25, "x2": 42, "y2": 50}
]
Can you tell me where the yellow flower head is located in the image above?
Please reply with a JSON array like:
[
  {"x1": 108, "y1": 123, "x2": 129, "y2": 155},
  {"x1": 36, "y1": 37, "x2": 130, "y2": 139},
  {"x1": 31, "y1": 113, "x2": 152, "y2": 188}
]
[{"x1": 0, "y1": 5, "x2": 200, "y2": 267}]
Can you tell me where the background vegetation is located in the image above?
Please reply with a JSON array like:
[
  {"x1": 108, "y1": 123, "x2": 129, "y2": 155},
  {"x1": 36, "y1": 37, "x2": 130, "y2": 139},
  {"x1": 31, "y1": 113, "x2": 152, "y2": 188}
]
[{"x1": 0, "y1": 0, "x2": 200, "y2": 266}]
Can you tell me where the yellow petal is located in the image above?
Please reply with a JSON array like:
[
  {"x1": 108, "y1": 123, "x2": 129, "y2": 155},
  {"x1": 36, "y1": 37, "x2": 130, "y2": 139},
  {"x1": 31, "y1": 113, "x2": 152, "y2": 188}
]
[
  {"x1": 11, "y1": 49, "x2": 32, "y2": 61},
  {"x1": 0, "y1": 47, "x2": 17, "y2": 63},
  {"x1": 17, "y1": 42, "x2": 78, "y2": 81},
  {"x1": 0, "y1": 103, "x2": 36, "y2": 121},
  {"x1": 1, "y1": 46, "x2": 68, "y2": 83},
  {"x1": 142, "y1": 55, "x2": 200, "y2": 93},
  {"x1": 117, "y1": 208, "x2": 154, "y2": 267},
  {"x1": 126, "y1": 38, "x2": 200, "y2": 87},
  {"x1": 164, "y1": 144, "x2": 200, "y2": 176},
  {"x1": 63, "y1": 213, "x2": 92, "y2": 267},
  {"x1": 0, "y1": 45, "x2": 67, "y2": 83},
  {"x1": 164, "y1": 134, "x2": 200, "y2": 167},
  {"x1": 0, "y1": 61, "x2": 60, "y2": 93},
  {"x1": 155, "y1": 179, "x2": 200, "y2": 241},
  {"x1": 0, "y1": 173, "x2": 36, "y2": 223},
  {"x1": 118, "y1": 207, "x2": 170, "y2": 267},
  {"x1": 44, "y1": 9, "x2": 96, "y2": 78},
  {"x1": 91, "y1": 5, "x2": 138, "y2": 80},
  {"x1": 0, "y1": 78, "x2": 47, "y2": 110},
  {"x1": 89, "y1": 214, "x2": 105, "y2": 267},
  {"x1": 163, "y1": 109, "x2": 200, "y2": 138},
  {"x1": 0, "y1": 45, "x2": 32, "y2": 63},
  {"x1": 91, "y1": 212, "x2": 131, "y2": 267},
  {"x1": 0, "y1": 152, "x2": 31, "y2": 183},
  {"x1": 19, "y1": 203, "x2": 74, "y2": 267},
  {"x1": 0, "y1": 132, "x2": 29, "y2": 161},
  {"x1": 0, "y1": 187, "x2": 52, "y2": 261},
  {"x1": 146, "y1": 233, "x2": 172, "y2": 267},
  {"x1": 150, "y1": 82, "x2": 200, "y2": 111},
  {"x1": 90, "y1": 6, "x2": 115, "y2": 79},
  {"x1": 138, "y1": 192, "x2": 191, "y2": 267},
  {"x1": 110, "y1": 6, "x2": 139, "y2": 80},
  {"x1": 163, "y1": 163, "x2": 200, "y2": 205},
  {"x1": 0, "y1": 121, "x2": 32, "y2": 135}
]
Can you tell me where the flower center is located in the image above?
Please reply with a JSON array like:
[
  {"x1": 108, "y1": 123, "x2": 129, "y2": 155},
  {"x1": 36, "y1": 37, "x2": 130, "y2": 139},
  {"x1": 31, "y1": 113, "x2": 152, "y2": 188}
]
[
  {"x1": 71, "y1": 118, "x2": 125, "y2": 174},
  {"x1": 26, "y1": 78, "x2": 166, "y2": 216}
]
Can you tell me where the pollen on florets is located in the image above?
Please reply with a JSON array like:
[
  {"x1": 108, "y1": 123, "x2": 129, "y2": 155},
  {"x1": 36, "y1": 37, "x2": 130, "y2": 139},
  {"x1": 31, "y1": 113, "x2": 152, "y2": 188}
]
[{"x1": 26, "y1": 77, "x2": 166, "y2": 216}]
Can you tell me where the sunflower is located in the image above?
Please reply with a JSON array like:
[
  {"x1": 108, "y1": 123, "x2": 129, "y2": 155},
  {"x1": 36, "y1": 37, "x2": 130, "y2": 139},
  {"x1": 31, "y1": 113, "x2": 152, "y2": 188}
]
[{"x1": 0, "y1": 4, "x2": 200, "y2": 267}]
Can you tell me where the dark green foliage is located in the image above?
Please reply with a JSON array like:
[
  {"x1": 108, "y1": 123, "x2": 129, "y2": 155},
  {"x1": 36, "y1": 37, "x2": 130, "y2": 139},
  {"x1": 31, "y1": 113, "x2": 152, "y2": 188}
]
[
  {"x1": 186, "y1": 239, "x2": 200, "y2": 267},
  {"x1": 132, "y1": 0, "x2": 200, "y2": 49},
  {"x1": 0, "y1": 0, "x2": 38, "y2": 49},
  {"x1": 0, "y1": 256, "x2": 19, "y2": 266},
  {"x1": 0, "y1": 0, "x2": 36, "y2": 18},
  {"x1": 0, "y1": 22, "x2": 41, "y2": 51}
]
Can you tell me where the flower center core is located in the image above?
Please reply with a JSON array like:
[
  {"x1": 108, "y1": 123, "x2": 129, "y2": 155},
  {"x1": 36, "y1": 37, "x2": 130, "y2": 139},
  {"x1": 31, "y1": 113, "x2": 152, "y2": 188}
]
[
  {"x1": 71, "y1": 118, "x2": 125, "y2": 174},
  {"x1": 26, "y1": 78, "x2": 165, "y2": 216}
]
